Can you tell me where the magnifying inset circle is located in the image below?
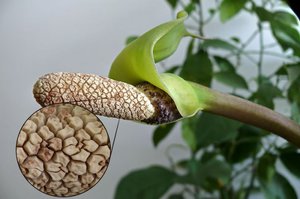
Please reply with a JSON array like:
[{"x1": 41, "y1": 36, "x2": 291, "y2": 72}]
[{"x1": 16, "y1": 104, "x2": 111, "y2": 197}]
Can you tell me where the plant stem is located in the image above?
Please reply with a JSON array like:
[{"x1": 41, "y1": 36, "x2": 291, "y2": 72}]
[
  {"x1": 244, "y1": 156, "x2": 257, "y2": 199},
  {"x1": 194, "y1": 186, "x2": 201, "y2": 199},
  {"x1": 165, "y1": 144, "x2": 188, "y2": 171},
  {"x1": 229, "y1": 162, "x2": 252, "y2": 184},
  {"x1": 264, "y1": 42, "x2": 278, "y2": 49},
  {"x1": 246, "y1": 50, "x2": 297, "y2": 60},
  {"x1": 227, "y1": 51, "x2": 258, "y2": 65},
  {"x1": 183, "y1": 186, "x2": 197, "y2": 198},
  {"x1": 257, "y1": 22, "x2": 264, "y2": 85},
  {"x1": 178, "y1": 0, "x2": 199, "y2": 23},
  {"x1": 242, "y1": 30, "x2": 259, "y2": 50},
  {"x1": 225, "y1": 30, "x2": 258, "y2": 66},
  {"x1": 203, "y1": 0, "x2": 218, "y2": 25},
  {"x1": 198, "y1": 0, "x2": 204, "y2": 36},
  {"x1": 192, "y1": 84, "x2": 300, "y2": 147}
]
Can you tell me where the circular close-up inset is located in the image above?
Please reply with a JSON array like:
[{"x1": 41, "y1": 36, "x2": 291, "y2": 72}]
[{"x1": 16, "y1": 104, "x2": 111, "y2": 197}]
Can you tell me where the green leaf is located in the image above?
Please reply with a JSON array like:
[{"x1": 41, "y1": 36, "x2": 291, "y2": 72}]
[
  {"x1": 166, "y1": 0, "x2": 178, "y2": 9},
  {"x1": 286, "y1": 63, "x2": 300, "y2": 83},
  {"x1": 202, "y1": 38, "x2": 238, "y2": 52},
  {"x1": 180, "y1": 49, "x2": 213, "y2": 86},
  {"x1": 259, "y1": 172, "x2": 297, "y2": 199},
  {"x1": 255, "y1": 7, "x2": 300, "y2": 56},
  {"x1": 125, "y1": 35, "x2": 138, "y2": 45},
  {"x1": 254, "y1": 6, "x2": 272, "y2": 21},
  {"x1": 219, "y1": 0, "x2": 249, "y2": 22},
  {"x1": 275, "y1": 64, "x2": 288, "y2": 76},
  {"x1": 198, "y1": 159, "x2": 231, "y2": 191},
  {"x1": 220, "y1": 125, "x2": 262, "y2": 163},
  {"x1": 213, "y1": 56, "x2": 235, "y2": 72},
  {"x1": 230, "y1": 36, "x2": 240, "y2": 43},
  {"x1": 153, "y1": 123, "x2": 176, "y2": 147},
  {"x1": 291, "y1": 101, "x2": 300, "y2": 124},
  {"x1": 251, "y1": 79, "x2": 282, "y2": 109},
  {"x1": 200, "y1": 151, "x2": 218, "y2": 163},
  {"x1": 280, "y1": 151, "x2": 300, "y2": 179},
  {"x1": 255, "y1": 7, "x2": 299, "y2": 25},
  {"x1": 276, "y1": 64, "x2": 300, "y2": 80},
  {"x1": 214, "y1": 71, "x2": 248, "y2": 89},
  {"x1": 181, "y1": 116, "x2": 198, "y2": 151},
  {"x1": 165, "y1": 65, "x2": 180, "y2": 74},
  {"x1": 186, "y1": 38, "x2": 195, "y2": 56},
  {"x1": 168, "y1": 194, "x2": 184, "y2": 199},
  {"x1": 270, "y1": 11, "x2": 300, "y2": 56},
  {"x1": 185, "y1": 158, "x2": 198, "y2": 177},
  {"x1": 276, "y1": 143, "x2": 298, "y2": 154},
  {"x1": 235, "y1": 188, "x2": 247, "y2": 199},
  {"x1": 271, "y1": 19, "x2": 300, "y2": 56},
  {"x1": 196, "y1": 112, "x2": 241, "y2": 147},
  {"x1": 273, "y1": 11, "x2": 299, "y2": 26},
  {"x1": 257, "y1": 153, "x2": 276, "y2": 183},
  {"x1": 115, "y1": 166, "x2": 177, "y2": 199},
  {"x1": 256, "y1": 152, "x2": 296, "y2": 199},
  {"x1": 183, "y1": 158, "x2": 231, "y2": 191},
  {"x1": 184, "y1": 2, "x2": 196, "y2": 15},
  {"x1": 257, "y1": 153, "x2": 298, "y2": 198},
  {"x1": 288, "y1": 78, "x2": 300, "y2": 104},
  {"x1": 175, "y1": 159, "x2": 189, "y2": 170},
  {"x1": 209, "y1": 8, "x2": 216, "y2": 15}
]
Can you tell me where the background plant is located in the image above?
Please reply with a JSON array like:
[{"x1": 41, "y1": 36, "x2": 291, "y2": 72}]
[{"x1": 115, "y1": 0, "x2": 300, "y2": 198}]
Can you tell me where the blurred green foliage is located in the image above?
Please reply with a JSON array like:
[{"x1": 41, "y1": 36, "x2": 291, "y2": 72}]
[{"x1": 115, "y1": 0, "x2": 300, "y2": 198}]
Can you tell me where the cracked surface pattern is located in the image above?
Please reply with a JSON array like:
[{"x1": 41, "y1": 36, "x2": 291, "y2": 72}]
[
  {"x1": 136, "y1": 83, "x2": 181, "y2": 124},
  {"x1": 16, "y1": 104, "x2": 111, "y2": 197},
  {"x1": 33, "y1": 72, "x2": 155, "y2": 122}
]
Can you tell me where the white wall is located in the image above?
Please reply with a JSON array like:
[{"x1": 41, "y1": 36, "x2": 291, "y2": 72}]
[
  {"x1": 0, "y1": 0, "x2": 297, "y2": 199},
  {"x1": 0, "y1": 1, "x2": 177, "y2": 198}
]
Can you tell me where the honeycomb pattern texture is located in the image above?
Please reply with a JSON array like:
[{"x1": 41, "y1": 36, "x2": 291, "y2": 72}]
[
  {"x1": 33, "y1": 72, "x2": 181, "y2": 124},
  {"x1": 33, "y1": 72, "x2": 155, "y2": 122},
  {"x1": 16, "y1": 104, "x2": 111, "y2": 197}
]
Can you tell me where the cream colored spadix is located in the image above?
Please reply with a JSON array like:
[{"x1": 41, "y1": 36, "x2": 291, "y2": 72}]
[{"x1": 33, "y1": 72, "x2": 181, "y2": 124}]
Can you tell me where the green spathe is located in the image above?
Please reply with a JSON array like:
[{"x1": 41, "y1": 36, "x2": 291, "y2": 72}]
[
  {"x1": 109, "y1": 11, "x2": 212, "y2": 117},
  {"x1": 109, "y1": 10, "x2": 300, "y2": 147}
]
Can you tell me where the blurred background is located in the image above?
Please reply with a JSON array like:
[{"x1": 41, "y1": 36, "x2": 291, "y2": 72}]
[
  {"x1": 0, "y1": 1, "x2": 182, "y2": 198},
  {"x1": 0, "y1": 0, "x2": 299, "y2": 199}
]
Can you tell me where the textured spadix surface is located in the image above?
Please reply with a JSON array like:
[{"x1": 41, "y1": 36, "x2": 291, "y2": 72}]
[
  {"x1": 16, "y1": 104, "x2": 111, "y2": 197},
  {"x1": 33, "y1": 72, "x2": 181, "y2": 124}
]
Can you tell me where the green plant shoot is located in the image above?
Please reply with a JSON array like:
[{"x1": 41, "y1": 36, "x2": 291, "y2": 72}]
[{"x1": 109, "y1": 10, "x2": 300, "y2": 147}]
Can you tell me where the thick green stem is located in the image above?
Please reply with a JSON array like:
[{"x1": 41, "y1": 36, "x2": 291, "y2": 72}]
[{"x1": 195, "y1": 85, "x2": 300, "y2": 147}]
